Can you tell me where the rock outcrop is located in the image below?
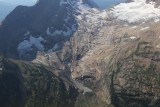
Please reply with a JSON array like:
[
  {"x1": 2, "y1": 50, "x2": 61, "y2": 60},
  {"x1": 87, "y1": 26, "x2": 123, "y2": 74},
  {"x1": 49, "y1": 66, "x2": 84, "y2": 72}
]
[{"x1": 0, "y1": 54, "x2": 78, "y2": 107}]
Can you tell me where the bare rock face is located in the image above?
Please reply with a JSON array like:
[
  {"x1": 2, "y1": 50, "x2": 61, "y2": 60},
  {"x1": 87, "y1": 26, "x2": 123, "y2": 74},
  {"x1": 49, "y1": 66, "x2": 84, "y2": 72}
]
[
  {"x1": 146, "y1": 0, "x2": 160, "y2": 7},
  {"x1": 0, "y1": 0, "x2": 78, "y2": 60},
  {"x1": 69, "y1": 15, "x2": 160, "y2": 106},
  {"x1": 0, "y1": 54, "x2": 79, "y2": 107},
  {"x1": 112, "y1": 41, "x2": 160, "y2": 106}
]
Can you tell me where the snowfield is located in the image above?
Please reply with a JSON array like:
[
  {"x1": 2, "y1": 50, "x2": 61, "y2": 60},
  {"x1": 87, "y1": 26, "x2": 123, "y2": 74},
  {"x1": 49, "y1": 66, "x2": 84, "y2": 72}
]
[
  {"x1": 112, "y1": 0, "x2": 160, "y2": 23},
  {"x1": 18, "y1": 35, "x2": 44, "y2": 56}
]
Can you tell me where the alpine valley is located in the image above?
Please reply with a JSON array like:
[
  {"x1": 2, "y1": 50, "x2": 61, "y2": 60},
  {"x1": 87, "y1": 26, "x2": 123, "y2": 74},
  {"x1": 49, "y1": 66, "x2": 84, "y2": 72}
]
[{"x1": 1, "y1": 0, "x2": 160, "y2": 107}]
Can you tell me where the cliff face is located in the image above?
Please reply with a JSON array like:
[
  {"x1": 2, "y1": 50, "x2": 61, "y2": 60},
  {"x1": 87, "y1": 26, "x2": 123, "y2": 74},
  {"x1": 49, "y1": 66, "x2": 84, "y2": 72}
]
[
  {"x1": 111, "y1": 41, "x2": 160, "y2": 107},
  {"x1": 0, "y1": 0, "x2": 78, "y2": 60},
  {"x1": 0, "y1": 54, "x2": 79, "y2": 107},
  {"x1": 78, "y1": 20, "x2": 160, "y2": 107}
]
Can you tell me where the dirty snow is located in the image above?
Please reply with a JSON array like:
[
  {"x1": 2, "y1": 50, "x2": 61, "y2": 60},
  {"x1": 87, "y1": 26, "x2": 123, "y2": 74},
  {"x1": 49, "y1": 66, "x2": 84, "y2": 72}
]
[
  {"x1": 141, "y1": 26, "x2": 150, "y2": 30},
  {"x1": 131, "y1": 26, "x2": 137, "y2": 29}
]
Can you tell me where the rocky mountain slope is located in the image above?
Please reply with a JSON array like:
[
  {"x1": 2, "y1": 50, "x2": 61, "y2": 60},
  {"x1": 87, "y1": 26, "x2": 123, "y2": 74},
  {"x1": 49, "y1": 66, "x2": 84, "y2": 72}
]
[
  {"x1": 0, "y1": 0, "x2": 78, "y2": 60},
  {"x1": 1, "y1": 0, "x2": 160, "y2": 107},
  {"x1": 0, "y1": 53, "x2": 79, "y2": 107}
]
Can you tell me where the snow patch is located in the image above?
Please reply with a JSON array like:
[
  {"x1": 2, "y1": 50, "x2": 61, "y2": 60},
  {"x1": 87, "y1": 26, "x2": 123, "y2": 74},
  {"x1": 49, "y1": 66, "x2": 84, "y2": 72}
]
[
  {"x1": 76, "y1": 0, "x2": 90, "y2": 14},
  {"x1": 130, "y1": 36, "x2": 136, "y2": 40},
  {"x1": 18, "y1": 40, "x2": 32, "y2": 56},
  {"x1": 131, "y1": 26, "x2": 137, "y2": 29},
  {"x1": 99, "y1": 10, "x2": 108, "y2": 18},
  {"x1": 75, "y1": 0, "x2": 107, "y2": 29},
  {"x1": 46, "y1": 24, "x2": 76, "y2": 36},
  {"x1": 60, "y1": 0, "x2": 69, "y2": 6},
  {"x1": 18, "y1": 35, "x2": 44, "y2": 56},
  {"x1": 112, "y1": 0, "x2": 160, "y2": 23},
  {"x1": 47, "y1": 43, "x2": 59, "y2": 52},
  {"x1": 141, "y1": 26, "x2": 150, "y2": 30},
  {"x1": 30, "y1": 36, "x2": 44, "y2": 50},
  {"x1": 155, "y1": 18, "x2": 160, "y2": 22},
  {"x1": 156, "y1": 45, "x2": 160, "y2": 48},
  {"x1": 24, "y1": 31, "x2": 30, "y2": 36}
]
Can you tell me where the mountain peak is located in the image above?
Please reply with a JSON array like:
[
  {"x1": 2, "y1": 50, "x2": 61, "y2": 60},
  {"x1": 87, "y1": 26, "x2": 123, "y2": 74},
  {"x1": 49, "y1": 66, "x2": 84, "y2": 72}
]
[{"x1": 1, "y1": 0, "x2": 160, "y2": 107}]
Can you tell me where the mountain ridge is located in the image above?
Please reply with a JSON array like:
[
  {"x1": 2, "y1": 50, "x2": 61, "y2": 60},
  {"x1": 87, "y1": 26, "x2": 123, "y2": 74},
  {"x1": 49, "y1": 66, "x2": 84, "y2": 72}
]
[{"x1": 1, "y1": 0, "x2": 160, "y2": 107}]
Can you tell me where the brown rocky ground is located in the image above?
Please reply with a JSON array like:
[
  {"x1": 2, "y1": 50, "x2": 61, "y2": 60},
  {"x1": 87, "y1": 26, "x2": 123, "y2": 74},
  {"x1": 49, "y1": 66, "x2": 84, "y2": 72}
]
[{"x1": 32, "y1": 15, "x2": 160, "y2": 106}]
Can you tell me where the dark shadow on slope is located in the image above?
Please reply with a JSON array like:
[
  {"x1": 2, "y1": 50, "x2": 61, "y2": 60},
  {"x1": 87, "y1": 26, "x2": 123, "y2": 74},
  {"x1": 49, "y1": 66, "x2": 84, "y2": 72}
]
[
  {"x1": 0, "y1": 54, "x2": 79, "y2": 107},
  {"x1": 0, "y1": 0, "x2": 78, "y2": 61}
]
